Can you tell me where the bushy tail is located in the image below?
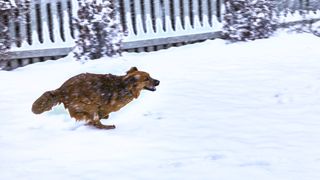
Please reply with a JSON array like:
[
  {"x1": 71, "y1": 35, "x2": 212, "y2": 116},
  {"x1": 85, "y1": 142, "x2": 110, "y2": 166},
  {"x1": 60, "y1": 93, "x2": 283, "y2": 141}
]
[{"x1": 32, "y1": 90, "x2": 61, "y2": 114}]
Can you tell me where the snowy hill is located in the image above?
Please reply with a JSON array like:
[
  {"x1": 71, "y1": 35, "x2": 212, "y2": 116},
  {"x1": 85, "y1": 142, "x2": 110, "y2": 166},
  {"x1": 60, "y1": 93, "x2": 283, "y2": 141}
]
[{"x1": 1, "y1": 31, "x2": 320, "y2": 180}]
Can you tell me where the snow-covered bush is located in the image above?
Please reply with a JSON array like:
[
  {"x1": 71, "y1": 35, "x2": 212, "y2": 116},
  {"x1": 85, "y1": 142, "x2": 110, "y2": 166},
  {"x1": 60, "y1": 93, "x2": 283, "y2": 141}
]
[
  {"x1": 73, "y1": 0, "x2": 123, "y2": 62},
  {"x1": 223, "y1": 0, "x2": 277, "y2": 41},
  {"x1": 311, "y1": 20, "x2": 320, "y2": 37},
  {"x1": 0, "y1": 0, "x2": 16, "y2": 56},
  {"x1": 0, "y1": 0, "x2": 30, "y2": 59}
]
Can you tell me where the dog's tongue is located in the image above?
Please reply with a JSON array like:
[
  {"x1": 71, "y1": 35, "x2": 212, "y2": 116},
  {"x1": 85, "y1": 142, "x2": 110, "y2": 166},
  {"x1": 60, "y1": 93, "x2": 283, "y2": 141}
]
[{"x1": 145, "y1": 86, "x2": 156, "y2": 91}]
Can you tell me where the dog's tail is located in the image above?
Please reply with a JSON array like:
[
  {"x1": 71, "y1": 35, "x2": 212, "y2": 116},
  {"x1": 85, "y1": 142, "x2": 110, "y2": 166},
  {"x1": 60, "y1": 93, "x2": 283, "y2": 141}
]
[{"x1": 32, "y1": 90, "x2": 61, "y2": 114}]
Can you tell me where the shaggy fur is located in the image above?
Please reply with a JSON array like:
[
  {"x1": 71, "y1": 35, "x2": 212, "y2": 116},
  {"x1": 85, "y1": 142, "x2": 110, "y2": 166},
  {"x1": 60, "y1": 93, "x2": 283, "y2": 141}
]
[{"x1": 32, "y1": 67, "x2": 160, "y2": 129}]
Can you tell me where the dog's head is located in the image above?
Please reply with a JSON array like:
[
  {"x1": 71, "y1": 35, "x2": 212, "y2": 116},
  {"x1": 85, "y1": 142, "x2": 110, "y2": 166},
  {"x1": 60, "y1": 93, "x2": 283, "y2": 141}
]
[{"x1": 125, "y1": 67, "x2": 160, "y2": 92}]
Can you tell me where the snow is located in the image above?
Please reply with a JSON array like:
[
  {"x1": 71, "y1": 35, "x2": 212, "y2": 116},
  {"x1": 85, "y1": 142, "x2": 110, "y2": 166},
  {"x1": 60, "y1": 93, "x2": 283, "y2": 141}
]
[{"x1": 1, "y1": 31, "x2": 320, "y2": 180}]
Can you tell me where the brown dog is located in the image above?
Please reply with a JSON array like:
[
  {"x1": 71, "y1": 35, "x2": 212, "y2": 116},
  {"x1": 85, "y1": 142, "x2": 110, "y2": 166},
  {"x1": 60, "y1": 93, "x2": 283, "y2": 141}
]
[{"x1": 32, "y1": 67, "x2": 160, "y2": 129}]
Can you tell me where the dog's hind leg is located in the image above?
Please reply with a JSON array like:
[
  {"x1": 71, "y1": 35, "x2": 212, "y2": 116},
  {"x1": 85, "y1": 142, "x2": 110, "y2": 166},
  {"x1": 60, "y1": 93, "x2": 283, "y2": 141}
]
[
  {"x1": 86, "y1": 121, "x2": 116, "y2": 130},
  {"x1": 101, "y1": 115, "x2": 109, "y2": 119},
  {"x1": 86, "y1": 112, "x2": 115, "y2": 130}
]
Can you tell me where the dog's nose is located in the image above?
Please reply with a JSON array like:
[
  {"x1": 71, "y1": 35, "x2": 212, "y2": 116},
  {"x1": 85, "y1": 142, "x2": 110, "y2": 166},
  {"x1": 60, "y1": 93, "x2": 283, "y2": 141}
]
[{"x1": 154, "y1": 80, "x2": 160, "y2": 86}]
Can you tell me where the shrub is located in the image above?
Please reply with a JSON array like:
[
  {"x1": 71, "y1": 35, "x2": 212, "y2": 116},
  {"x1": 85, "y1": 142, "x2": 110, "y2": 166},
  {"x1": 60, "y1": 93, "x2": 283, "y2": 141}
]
[
  {"x1": 73, "y1": 0, "x2": 123, "y2": 62},
  {"x1": 223, "y1": 0, "x2": 277, "y2": 41}
]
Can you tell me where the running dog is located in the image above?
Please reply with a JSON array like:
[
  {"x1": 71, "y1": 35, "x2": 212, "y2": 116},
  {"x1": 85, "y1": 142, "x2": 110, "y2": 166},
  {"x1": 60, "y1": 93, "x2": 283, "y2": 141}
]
[{"x1": 32, "y1": 67, "x2": 160, "y2": 129}]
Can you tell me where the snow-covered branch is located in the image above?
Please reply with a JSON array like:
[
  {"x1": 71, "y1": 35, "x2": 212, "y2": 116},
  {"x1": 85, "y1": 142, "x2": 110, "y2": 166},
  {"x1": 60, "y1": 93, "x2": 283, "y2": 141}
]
[{"x1": 73, "y1": 0, "x2": 123, "y2": 61}]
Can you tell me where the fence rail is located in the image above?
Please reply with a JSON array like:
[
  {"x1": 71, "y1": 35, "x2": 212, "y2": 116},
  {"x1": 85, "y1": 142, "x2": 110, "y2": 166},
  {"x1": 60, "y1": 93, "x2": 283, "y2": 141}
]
[{"x1": 1, "y1": 0, "x2": 320, "y2": 69}]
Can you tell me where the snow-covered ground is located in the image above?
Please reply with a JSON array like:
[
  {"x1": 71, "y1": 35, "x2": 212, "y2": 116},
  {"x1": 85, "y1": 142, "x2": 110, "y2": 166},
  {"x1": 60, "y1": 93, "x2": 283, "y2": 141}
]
[{"x1": 1, "y1": 31, "x2": 320, "y2": 180}]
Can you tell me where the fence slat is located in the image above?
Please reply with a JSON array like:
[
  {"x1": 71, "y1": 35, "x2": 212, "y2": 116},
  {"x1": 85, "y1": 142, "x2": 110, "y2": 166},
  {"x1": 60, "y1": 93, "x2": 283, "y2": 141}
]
[
  {"x1": 61, "y1": 0, "x2": 73, "y2": 42},
  {"x1": 173, "y1": 0, "x2": 183, "y2": 31},
  {"x1": 153, "y1": 0, "x2": 164, "y2": 33},
  {"x1": 30, "y1": 1, "x2": 40, "y2": 45},
  {"x1": 70, "y1": 0, "x2": 78, "y2": 38},
  {"x1": 133, "y1": 0, "x2": 145, "y2": 35},
  {"x1": 201, "y1": 0, "x2": 211, "y2": 28},
  {"x1": 182, "y1": 0, "x2": 192, "y2": 30},
  {"x1": 123, "y1": 0, "x2": 135, "y2": 37},
  {"x1": 51, "y1": 0, "x2": 62, "y2": 43},
  {"x1": 163, "y1": 0, "x2": 173, "y2": 32},
  {"x1": 8, "y1": 11, "x2": 16, "y2": 48},
  {"x1": 210, "y1": 0, "x2": 217, "y2": 25},
  {"x1": 40, "y1": 0, "x2": 51, "y2": 44},
  {"x1": 191, "y1": 0, "x2": 201, "y2": 28},
  {"x1": 19, "y1": 4, "x2": 28, "y2": 47},
  {"x1": 143, "y1": 0, "x2": 154, "y2": 34}
]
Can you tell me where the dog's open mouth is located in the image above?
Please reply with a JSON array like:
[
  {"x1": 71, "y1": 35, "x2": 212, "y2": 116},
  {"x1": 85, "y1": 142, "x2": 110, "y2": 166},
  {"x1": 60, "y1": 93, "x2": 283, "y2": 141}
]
[
  {"x1": 144, "y1": 80, "x2": 159, "y2": 91},
  {"x1": 144, "y1": 86, "x2": 157, "y2": 91}
]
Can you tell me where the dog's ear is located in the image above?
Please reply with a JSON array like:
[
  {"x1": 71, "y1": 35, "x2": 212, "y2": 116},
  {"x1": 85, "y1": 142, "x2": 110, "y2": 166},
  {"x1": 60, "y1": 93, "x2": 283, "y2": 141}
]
[
  {"x1": 124, "y1": 75, "x2": 138, "y2": 85},
  {"x1": 127, "y1": 67, "x2": 138, "y2": 74}
]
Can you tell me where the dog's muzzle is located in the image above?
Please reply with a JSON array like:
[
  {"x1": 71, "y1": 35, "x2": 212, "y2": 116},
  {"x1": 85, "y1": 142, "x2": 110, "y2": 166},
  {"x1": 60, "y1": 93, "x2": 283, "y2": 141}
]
[
  {"x1": 144, "y1": 79, "x2": 160, "y2": 91},
  {"x1": 154, "y1": 79, "x2": 160, "y2": 86}
]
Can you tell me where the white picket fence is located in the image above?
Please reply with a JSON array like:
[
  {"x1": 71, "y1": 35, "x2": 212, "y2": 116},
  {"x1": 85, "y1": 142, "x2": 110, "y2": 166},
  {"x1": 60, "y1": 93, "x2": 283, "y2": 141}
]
[
  {"x1": 3, "y1": 0, "x2": 76, "y2": 62},
  {"x1": 120, "y1": 0, "x2": 224, "y2": 49},
  {"x1": 1, "y1": 0, "x2": 320, "y2": 69},
  {"x1": 4, "y1": 0, "x2": 224, "y2": 62}
]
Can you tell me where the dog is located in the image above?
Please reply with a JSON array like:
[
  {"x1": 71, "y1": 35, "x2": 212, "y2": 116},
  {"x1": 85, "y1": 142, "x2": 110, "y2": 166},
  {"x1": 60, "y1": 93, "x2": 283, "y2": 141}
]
[{"x1": 32, "y1": 67, "x2": 160, "y2": 129}]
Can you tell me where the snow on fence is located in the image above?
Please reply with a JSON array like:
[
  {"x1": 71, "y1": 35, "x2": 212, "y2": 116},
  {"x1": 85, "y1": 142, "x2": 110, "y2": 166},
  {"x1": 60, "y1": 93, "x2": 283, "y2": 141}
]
[{"x1": 1, "y1": 0, "x2": 320, "y2": 69}]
